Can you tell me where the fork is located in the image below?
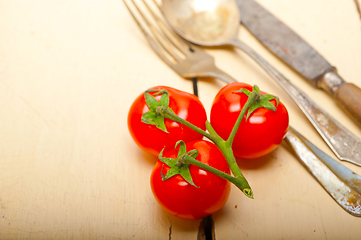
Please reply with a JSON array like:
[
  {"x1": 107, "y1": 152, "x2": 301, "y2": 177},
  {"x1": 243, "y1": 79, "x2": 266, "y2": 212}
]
[
  {"x1": 123, "y1": 0, "x2": 361, "y2": 216},
  {"x1": 123, "y1": 0, "x2": 237, "y2": 84}
]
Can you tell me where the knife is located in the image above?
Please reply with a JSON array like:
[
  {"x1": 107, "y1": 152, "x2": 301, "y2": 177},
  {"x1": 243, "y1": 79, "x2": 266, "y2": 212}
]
[{"x1": 237, "y1": 0, "x2": 361, "y2": 127}]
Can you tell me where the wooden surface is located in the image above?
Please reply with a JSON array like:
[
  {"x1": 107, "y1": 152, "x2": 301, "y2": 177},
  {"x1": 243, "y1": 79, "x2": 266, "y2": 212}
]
[{"x1": 1, "y1": 0, "x2": 361, "y2": 239}]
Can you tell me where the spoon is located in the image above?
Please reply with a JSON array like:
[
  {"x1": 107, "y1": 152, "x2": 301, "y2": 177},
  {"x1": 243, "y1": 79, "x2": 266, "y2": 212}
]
[{"x1": 161, "y1": 0, "x2": 361, "y2": 167}]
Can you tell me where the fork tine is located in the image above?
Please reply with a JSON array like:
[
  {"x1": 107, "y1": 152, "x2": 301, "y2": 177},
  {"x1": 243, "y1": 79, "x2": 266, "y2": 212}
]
[
  {"x1": 152, "y1": 0, "x2": 206, "y2": 56},
  {"x1": 123, "y1": 0, "x2": 178, "y2": 66},
  {"x1": 123, "y1": 0, "x2": 152, "y2": 44},
  {"x1": 124, "y1": 0, "x2": 237, "y2": 83},
  {"x1": 146, "y1": 0, "x2": 193, "y2": 55},
  {"x1": 130, "y1": 0, "x2": 184, "y2": 62}
]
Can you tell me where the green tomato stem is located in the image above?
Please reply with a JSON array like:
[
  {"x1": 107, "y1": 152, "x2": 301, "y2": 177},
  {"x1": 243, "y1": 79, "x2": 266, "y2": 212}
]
[
  {"x1": 205, "y1": 121, "x2": 220, "y2": 138},
  {"x1": 212, "y1": 141, "x2": 253, "y2": 198},
  {"x1": 159, "y1": 107, "x2": 218, "y2": 142},
  {"x1": 183, "y1": 155, "x2": 253, "y2": 199},
  {"x1": 158, "y1": 105, "x2": 254, "y2": 199},
  {"x1": 226, "y1": 92, "x2": 258, "y2": 146}
]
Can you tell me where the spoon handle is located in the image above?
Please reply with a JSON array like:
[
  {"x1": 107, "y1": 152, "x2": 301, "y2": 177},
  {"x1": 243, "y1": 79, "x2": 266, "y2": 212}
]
[
  {"x1": 285, "y1": 127, "x2": 361, "y2": 217},
  {"x1": 293, "y1": 127, "x2": 361, "y2": 195},
  {"x1": 230, "y1": 38, "x2": 361, "y2": 166}
]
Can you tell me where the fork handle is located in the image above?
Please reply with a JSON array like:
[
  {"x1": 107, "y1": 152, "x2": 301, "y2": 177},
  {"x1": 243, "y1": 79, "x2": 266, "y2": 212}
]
[{"x1": 206, "y1": 68, "x2": 237, "y2": 84}]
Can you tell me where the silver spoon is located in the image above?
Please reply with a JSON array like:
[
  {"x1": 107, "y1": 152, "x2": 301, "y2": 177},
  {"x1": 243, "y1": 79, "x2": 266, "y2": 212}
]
[{"x1": 161, "y1": 0, "x2": 361, "y2": 167}]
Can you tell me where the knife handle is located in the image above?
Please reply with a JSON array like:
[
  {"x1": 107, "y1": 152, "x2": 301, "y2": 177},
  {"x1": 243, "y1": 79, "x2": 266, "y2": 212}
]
[
  {"x1": 318, "y1": 71, "x2": 361, "y2": 127},
  {"x1": 334, "y1": 83, "x2": 361, "y2": 126}
]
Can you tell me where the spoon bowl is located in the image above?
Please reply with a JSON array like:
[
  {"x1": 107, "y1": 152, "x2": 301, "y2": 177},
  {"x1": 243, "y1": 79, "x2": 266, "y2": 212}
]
[{"x1": 162, "y1": 0, "x2": 240, "y2": 46}]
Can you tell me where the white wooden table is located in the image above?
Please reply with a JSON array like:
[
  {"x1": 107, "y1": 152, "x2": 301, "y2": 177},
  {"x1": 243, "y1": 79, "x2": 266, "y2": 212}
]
[{"x1": 1, "y1": 0, "x2": 361, "y2": 239}]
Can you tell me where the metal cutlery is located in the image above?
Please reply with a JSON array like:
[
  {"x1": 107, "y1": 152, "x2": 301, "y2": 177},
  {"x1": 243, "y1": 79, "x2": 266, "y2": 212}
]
[
  {"x1": 161, "y1": 0, "x2": 361, "y2": 167},
  {"x1": 237, "y1": 0, "x2": 361, "y2": 128},
  {"x1": 123, "y1": 0, "x2": 361, "y2": 216}
]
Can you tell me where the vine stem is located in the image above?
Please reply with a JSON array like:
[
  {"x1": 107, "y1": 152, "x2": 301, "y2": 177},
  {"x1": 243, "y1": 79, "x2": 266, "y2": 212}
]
[
  {"x1": 157, "y1": 92, "x2": 259, "y2": 199},
  {"x1": 183, "y1": 155, "x2": 253, "y2": 198},
  {"x1": 160, "y1": 107, "x2": 218, "y2": 142},
  {"x1": 226, "y1": 92, "x2": 258, "y2": 146}
]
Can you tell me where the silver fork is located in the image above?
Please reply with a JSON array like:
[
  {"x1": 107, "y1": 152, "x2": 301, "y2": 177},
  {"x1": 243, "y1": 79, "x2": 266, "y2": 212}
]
[
  {"x1": 123, "y1": 0, "x2": 236, "y2": 84},
  {"x1": 123, "y1": 0, "x2": 361, "y2": 216}
]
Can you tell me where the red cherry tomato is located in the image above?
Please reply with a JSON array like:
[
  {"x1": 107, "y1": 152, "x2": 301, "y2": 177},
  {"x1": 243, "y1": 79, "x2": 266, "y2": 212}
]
[
  {"x1": 128, "y1": 86, "x2": 207, "y2": 157},
  {"x1": 150, "y1": 140, "x2": 231, "y2": 220},
  {"x1": 210, "y1": 82, "x2": 289, "y2": 159}
]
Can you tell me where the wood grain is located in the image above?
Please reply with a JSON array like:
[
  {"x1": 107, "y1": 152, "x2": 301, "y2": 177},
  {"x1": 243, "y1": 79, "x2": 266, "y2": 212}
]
[{"x1": 0, "y1": 0, "x2": 361, "y2": 239}]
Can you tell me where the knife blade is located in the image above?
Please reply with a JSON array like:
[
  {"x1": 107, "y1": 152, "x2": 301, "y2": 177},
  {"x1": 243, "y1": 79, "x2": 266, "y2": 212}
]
[{"x1": 237, "y1": 0, "x2": 361, "y2": 127}]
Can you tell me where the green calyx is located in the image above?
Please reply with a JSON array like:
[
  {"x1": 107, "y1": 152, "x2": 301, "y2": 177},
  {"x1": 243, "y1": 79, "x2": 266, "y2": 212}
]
[
  {"x1": 234, "y1": 85, "x2": 279, "y2": 120},
  {"x1": 159, "y1": 140, "x2": 199, "y2": 188},
  {"x1": 141, "y1": 89, "x2": 173, "y2": 133}
]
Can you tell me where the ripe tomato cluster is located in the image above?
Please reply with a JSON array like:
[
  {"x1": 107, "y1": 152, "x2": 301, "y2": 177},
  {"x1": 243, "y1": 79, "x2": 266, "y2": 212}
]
[{"x1": 127, "y1": 83, "x2": 289, "y2": 220}]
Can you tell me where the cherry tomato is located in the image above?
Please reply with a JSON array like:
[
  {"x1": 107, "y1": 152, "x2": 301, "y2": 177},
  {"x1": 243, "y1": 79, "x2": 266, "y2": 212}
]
[
  {"x1": 128, "y1": 86, "x2": 207, "y2": 157},
  {"x1": 150, "y1": 140, "x2": 231, "y2": 220},
  {"x1": 210, "y1": 82, "x2": 289, "y2": 159}
]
